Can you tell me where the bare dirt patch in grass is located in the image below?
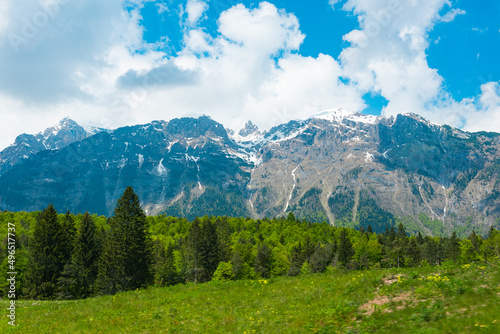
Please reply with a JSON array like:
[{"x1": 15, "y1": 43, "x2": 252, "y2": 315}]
[{"x1": 359, "y1": 290, "x2": 412, "y2": 315}]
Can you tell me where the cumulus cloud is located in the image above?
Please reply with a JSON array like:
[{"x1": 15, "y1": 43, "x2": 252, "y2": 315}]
[
  {"x1": 0, "y1": 0, "x2": 153, "y2": 103},
  {"x1": 438, "y1": 8, "x2": 466, "y2": 23},
  {"x1": 184, "y1": 0, "x2": 208, "y2": 26},
  {"x1": 332, "y1": 0, "x2": 500, "y2": 132}
]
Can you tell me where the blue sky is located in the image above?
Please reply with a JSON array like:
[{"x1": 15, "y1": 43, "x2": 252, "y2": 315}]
[{"x1": 0, "y1": 0, "x2": 499, "y2": 149}]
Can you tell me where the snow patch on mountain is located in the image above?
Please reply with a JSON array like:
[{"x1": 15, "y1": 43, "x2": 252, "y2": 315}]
[
  {"x1": 156, "y1": 158, "x2": 167, "y2": 176},
  {"x1": 312, "y1": 108, "x2": 379, "y2": 124}
]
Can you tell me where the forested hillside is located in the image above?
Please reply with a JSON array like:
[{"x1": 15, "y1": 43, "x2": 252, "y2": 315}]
[{"x1": 1, "y1": 187, "x2": 499, "y2": 300}]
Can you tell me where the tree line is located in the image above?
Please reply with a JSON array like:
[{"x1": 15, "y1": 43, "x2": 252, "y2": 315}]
[{"x1": 1, "y1": 186, "x2": 499, "y2": 300}]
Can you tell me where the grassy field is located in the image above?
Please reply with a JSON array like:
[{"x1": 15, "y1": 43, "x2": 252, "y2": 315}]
[{"x1": 1, "y1": 261, "x2": 499, "y2": 333}]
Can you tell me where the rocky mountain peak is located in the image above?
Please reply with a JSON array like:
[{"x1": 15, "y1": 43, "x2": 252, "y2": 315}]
[
  {"x1": 0, "y1": 117, "x2": 105, "y2": 176},
  {"x1": 238, "y1": 121, "x2": 259, "y2": 137}
]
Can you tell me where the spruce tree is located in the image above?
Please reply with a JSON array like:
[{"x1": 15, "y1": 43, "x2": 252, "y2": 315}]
[
  {"x1": 310, "y1": 243, "x2": 334, "y2": 273},
  {"x1": 288, "y1": 243, "x2": 305, "y2": 276},
  {"x1": 24, "y1": 204, "x2": 66, "y2": 299},
  {"x1": 59, "y1": 211, "x2": 77, "y2": 265},
  {"x1": 186, "y1": 217, "x2": 203, "y2": 283},
  {"x1": 405, "y1": 238, "x2": 421, "y2": 267},
  {"x1": 96, "y1": 187, "x2": 153, "y2": 294},
  {"x1": 367, "y1": 225, "x2": 373, "y2": 234},
  {"x1": 72, "y1": 212, "x2": 101, "y2": 298},
  {"x1": 185, "y1": 217, "x2": 221, "y2": 282},
  {"x1": 154, "y1": 240, "x2": 179, "y2": 287},
  {"x1": 200, "y1": 218, "x2": 220, "y2": 280},
  {"x1": 338, "y1": 228, "x2": 354, "y2": 268},
  {"x1": 416, "y1": 231, "x2": 425, "y2": 245},
  {"x1": 445, "y1": 231, "x2": 460, "y2": 263}
]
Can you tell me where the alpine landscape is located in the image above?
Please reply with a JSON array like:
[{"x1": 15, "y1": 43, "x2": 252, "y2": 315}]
[{"x1": 1, "y1": 0, "x2": 500, "y2": 333}]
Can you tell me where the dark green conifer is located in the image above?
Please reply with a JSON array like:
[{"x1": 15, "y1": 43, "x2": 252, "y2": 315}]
[
  {"x1": 59, "y1": 211, "x2": 76, "y2": 265},
  {"x1": 288, "y1": 243, "x2": 305, "y2": 276},
  {"x1": 255, "y1": 243, "x2": 273, "y2": 278},
  {"x1": 96, "y1": 187, "x2": 153, "y2": 294},
  {"x1": 185, "y1": 217, "x2": 221, "y2": 282},
  {"x1": 72, "y1": 212, "x2": 101, "y2": 297},
  {"x1": 24, "y1": 204, "x2": 66, "y2": 299},
  {"x1": 445, "y1": 231, "x2": 460, "y2": 263},
  {"x1": 367, "y1": 225, "x2": 373, "y2": 234},
  {"x1": 338, "y1": 228, "x2": 354, "y2": 268},
  {"x1": 154, "y1": 240, "x2": 179, "y2": 286}
]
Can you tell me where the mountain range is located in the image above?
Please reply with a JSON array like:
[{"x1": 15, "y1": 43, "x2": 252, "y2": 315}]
[{"x1": 0, "y1": 109, "x2": 499, "y2": 236}]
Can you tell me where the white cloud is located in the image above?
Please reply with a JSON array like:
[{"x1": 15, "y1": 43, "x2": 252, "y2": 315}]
[
  {"x1": 185, "y1": 0, "x2": 208, "y2": 26},
  {"x1": 338, "y1": 0, "x2": 451, "y2": 116},
  {"x1": 438, "y1": 8, "x2": 466, "y2": 23},
  {"x1": 330, "y1": 0, "x2": 500, "y2": 132},
  {"x1": 0, "y1": 0, "x2": 10, "y2": 37}
]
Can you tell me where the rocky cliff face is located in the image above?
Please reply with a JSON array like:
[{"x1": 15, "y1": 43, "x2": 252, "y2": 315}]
[{"x1": 0, "y1": 110, "x2": 498, "y2": 236}]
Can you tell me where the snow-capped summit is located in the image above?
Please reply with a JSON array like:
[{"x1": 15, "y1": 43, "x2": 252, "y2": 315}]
[
  {"x1": 311, "y1": 108, "x2": 380, "y2": 124},
  {"x1": 238, "y1": 121, "x2": 260, "y2": 137},
  {"x1": 229, "y1": 120, "x2": 265, "y2": 145},
  {"x1": 0, "y1": 118, "x2": 107, "y2": 176}
]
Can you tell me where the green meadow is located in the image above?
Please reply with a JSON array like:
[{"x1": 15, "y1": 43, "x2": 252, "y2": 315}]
[{"x1": 1, "y1": 261, "x2": 499, "y2": 333}]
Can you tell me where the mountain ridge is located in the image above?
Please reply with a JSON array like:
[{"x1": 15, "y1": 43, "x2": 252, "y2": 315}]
[{"x1": 0, "y1": 110, "x2": 498, "y2": 237}]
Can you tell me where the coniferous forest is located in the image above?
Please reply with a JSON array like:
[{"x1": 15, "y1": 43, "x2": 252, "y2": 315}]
[{"x1": 1, "y1": 186, "x2": 499, "y2": 301}]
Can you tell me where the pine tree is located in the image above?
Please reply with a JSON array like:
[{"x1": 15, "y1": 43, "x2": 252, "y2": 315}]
[
  {"x1": 255, "y1": 243, "x2": 273, "y2": 278},
  {"x1": 405, "y1": 238, "x2": 421, "y2": 267},
  {"x1": 367, "y1": 225, "x2": 373, "y2": 234},
  {"x1": 96, "y1": 187, "x2": 153, "y2": 294},
  {"x1": 71, "y1": 212, "x2": 101, "y2": 298},
  {"x1": 185, "y1": 217, "x2": 221, "y2": 282},
  {"x1": 24, "y1": 204, "x2": 66, "y2": 299},
  {"x1": 200, "y1": 218, "x2": 220, "y2": 280},
  {"x1": 59, "y1": 211, "x2": 76, "y2": 265},
  {"x1": 338, "y1": 228, "x2": 354, "y2": 268},
  {"x1": 154, "y1": 240, "x2": 179, "y2": 286},
  {"x1": 288, "y1": 243, "x2": 305, "y2": 276},
  {"x1": 469, "y1": 230, "x2": 482, "y2": 252},
  {"x1": 416, "y1": 231, "x2": 425, "y2": 245},
  {"x1": 186, "y1": 217, "x2": 203, "y2": 283},
  {"x1": 445, "y1": 231, "x2": 460, "y2": 263}
]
